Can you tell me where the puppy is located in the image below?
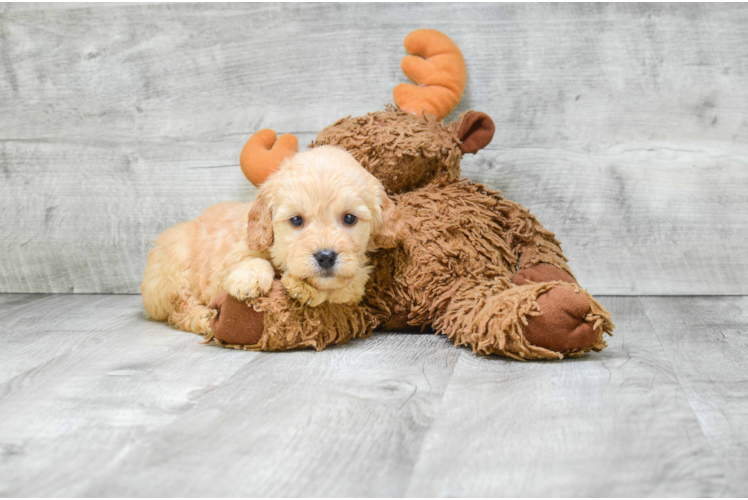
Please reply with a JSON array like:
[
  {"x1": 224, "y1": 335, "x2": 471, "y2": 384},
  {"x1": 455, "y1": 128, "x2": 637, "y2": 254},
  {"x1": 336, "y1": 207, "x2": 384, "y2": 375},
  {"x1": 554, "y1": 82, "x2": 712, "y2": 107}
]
[{"x1": 141, "y1": 146, "x2": 401, "y2": 334}]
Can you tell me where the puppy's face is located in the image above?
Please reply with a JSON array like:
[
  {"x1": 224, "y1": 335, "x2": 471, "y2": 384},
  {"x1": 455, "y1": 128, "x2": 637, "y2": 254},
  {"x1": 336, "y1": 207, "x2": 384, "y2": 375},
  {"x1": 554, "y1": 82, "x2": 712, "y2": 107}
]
[{"x1": 246, "y1": 146, "x2": 401, "y2": 299}]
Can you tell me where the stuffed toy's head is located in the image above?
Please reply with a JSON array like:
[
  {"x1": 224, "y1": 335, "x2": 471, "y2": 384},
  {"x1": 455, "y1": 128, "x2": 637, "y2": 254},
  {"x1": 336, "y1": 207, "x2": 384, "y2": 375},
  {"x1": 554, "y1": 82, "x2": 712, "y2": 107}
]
[
  {"x1": 312, "y1": 106, "x2": 494, "y2": 195},
  {"x1": 240, "y1": 29, "x2": 495, "y2": 195}
]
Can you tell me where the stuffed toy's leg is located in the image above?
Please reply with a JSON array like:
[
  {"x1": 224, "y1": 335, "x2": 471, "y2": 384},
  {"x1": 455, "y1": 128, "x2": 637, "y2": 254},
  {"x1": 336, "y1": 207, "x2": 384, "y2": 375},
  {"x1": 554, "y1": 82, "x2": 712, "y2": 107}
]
[
  {"x1": 433, "y1": 278, "x2": 613, "y2": 360},
  {"x1": 207, "y1": 280, "x2": 375, "y2": 351},
  {"x1": 392, "y1": 181, "x2": 613, "y2": 359}
]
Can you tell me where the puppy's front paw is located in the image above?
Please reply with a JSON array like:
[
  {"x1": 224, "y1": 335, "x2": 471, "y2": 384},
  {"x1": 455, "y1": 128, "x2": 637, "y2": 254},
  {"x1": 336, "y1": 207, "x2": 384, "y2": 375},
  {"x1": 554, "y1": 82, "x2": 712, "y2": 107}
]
[
  {"x1": 226, "y1": 259, "x2": 274, "y2": 301},
  {"x1": 281, "y1": 274, "x2": 326, "y2": 307}
]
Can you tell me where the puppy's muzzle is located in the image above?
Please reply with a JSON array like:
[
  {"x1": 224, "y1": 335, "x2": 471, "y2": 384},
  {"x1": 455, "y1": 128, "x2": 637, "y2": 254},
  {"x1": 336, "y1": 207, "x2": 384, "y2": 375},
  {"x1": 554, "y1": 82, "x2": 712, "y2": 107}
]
[{"x1": 314, "y1": 249, "x2": 337, "y2": 275}]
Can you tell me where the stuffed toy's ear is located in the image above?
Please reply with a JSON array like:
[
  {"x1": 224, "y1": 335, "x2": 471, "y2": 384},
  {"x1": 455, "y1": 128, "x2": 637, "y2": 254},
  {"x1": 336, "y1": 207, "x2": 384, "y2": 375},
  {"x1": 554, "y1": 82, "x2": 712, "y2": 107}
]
[
  {"x1": 373, "y1": 193, "x2": 405, "y2": 249},
  {"x1": 457, "y1": 111, "x2": 495, "y2": 154},
  {"x1": 240, "y1": 129, "x2": 298, "y2": 187},
  {"x1": 247, "y1": 191, "x2": 274, "y2": 252}
]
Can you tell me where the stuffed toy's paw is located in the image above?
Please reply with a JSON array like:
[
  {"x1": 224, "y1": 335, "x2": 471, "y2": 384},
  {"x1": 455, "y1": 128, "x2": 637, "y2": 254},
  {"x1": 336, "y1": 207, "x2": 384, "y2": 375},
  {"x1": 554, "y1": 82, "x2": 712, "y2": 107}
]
[
  {"x1": 523, "y1": 284, "x2": 599, "y2": 353},
  {"x1": 512, "y1": 264, "x2": 576, "y2": 286},
  {"x1": 208, "y1": 280, "x2": 375, "y2": 352},
  {"x1": 209, "y1": 290, "x2": 264, "y2": 345}
]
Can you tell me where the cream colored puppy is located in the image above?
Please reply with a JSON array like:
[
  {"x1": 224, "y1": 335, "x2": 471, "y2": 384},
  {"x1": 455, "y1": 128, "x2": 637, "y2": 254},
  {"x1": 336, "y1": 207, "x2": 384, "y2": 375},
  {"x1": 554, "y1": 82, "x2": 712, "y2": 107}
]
[{"x1": 141, "y1": 146, "x2": 401, "y2": 334}]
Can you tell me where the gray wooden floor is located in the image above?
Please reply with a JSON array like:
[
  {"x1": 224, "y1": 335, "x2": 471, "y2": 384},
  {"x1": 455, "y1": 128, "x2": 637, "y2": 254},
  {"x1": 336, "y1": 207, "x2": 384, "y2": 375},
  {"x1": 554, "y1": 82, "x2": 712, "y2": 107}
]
[{"x1": 0, "y1": 293, "x2": 745, "y2": 497}]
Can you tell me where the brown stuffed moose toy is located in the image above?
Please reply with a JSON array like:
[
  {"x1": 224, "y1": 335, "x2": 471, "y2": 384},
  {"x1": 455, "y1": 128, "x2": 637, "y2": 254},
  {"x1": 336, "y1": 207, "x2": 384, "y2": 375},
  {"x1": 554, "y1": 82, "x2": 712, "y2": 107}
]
[{"x1": 206, "y1": 29, "x2": 614, "y2": 360}]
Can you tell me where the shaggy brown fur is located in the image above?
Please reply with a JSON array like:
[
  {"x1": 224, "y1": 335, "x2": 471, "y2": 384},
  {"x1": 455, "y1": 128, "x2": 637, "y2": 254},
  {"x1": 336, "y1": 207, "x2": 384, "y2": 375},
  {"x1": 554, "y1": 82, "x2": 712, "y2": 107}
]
[
  {"x1": 360, "y1": 176, "x2": 612, "y2": 360},
  {"x1": 207, "y1": 281, "x2": 376, "y2": 351},
  {"x1": 313, "y1": 106, "x2": 463, "y2": 194},
  {"x1": 209, "y1": 107, "x2": 614, "y2": 360}
]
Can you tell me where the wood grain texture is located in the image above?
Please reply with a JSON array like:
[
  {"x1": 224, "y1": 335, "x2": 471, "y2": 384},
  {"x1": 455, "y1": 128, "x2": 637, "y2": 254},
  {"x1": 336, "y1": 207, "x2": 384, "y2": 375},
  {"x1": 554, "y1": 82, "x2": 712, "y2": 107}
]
[
  {"x1": 0, "y1": 295, "x2": 748, "y2": 498},
  {"x1": 0, "y1": 294, "x2": 258, "y2": 497},
  {"x1": 2, "y1": 3, "x2": 748, "y2": 294},
  {"x1": 0, "y1": 293, "x2": 460, "y2": 497},
  {"x1": 404, "y1": 296, "x2": 727, "y2": 497},
  {"x1": 641, "y1": 296, "x2": 748, "y2": 496},
  {"x1": 1, "y1": 294, "x2": 747, "y2": 496},
  {"x1": 82, "y1": 334, "x2": 461, "y2": 497},
  {"x1": 466, "y1": 143, "x2": 748, "y2": 295},
  {"x1": 0, "y1": 294, "x2": 142, "y2": 385}
]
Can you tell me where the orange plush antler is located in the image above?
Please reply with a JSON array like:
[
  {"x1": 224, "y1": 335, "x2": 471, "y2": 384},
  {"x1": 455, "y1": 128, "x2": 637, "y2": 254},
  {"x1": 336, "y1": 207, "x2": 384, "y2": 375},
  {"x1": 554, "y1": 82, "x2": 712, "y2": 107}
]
[
  {"x1": 393, "y1": 29, "x2": 467, "y2": 121},
  {"x1": 240, "y1": 129, "x2": 298, "y2": 187}
]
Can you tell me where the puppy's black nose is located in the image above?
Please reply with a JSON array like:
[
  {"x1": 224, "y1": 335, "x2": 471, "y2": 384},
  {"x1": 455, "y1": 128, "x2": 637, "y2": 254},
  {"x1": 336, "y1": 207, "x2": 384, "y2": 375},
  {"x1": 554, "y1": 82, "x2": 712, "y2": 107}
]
[{"x1": 314, "y1": 250, "x2": 337, "y2": 270}]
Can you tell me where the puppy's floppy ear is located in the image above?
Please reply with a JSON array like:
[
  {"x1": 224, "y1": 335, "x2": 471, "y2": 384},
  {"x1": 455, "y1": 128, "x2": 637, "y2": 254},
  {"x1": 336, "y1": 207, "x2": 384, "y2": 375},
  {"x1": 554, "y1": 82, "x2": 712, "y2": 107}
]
[
  {"x1": 247, "y1": 190, "x2": 274, "y2": 252},
  {"x1": 373, "y1": 191, "x2": 405, "y2": 249}
]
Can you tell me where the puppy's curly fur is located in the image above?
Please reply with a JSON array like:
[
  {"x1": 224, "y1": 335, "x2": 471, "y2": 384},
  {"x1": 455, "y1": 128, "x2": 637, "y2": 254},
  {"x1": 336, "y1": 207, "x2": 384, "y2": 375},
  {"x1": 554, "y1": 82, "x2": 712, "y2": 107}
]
[{"x1": 141, "y1": 146, "x2": 401, "y2": 334}]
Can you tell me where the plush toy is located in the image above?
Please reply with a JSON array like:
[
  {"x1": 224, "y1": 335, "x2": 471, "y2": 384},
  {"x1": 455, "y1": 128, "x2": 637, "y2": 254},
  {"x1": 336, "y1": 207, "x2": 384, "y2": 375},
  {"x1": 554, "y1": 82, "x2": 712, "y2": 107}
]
[{"x1": 207, "y1": 30, "x2": 614, "y2": 360}]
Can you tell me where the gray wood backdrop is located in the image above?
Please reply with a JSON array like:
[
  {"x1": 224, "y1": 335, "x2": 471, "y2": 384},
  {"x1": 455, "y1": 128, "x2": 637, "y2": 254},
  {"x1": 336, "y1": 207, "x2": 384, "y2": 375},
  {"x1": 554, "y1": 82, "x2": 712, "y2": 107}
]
[{"x1": 1, "y1": 3, "x2": 747, "y2": 295}]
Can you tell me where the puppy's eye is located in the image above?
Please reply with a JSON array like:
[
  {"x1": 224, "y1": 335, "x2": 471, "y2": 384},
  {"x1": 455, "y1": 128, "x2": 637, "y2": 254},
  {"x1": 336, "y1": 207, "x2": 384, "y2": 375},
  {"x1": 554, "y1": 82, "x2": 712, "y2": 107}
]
[
  {"x1": 289, "y1": 216, "x2": 304, "y2": 227},
  {"x1": 343, "y1": 214, "x2": 357, "y2": 226}
]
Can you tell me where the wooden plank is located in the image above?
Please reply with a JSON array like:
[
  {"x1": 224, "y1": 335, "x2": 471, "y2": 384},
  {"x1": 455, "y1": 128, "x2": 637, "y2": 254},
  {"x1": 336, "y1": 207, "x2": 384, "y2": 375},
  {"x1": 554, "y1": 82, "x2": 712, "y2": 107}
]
[
  {"x1": 640, "y1": 296, "x2": 748, "y2": 496},
  {"x1": 0, "y1": 135, "x2": 262, "y2": 294},
  {"x1": 2, "y1": 138, "x2": 745, "y2": 295},
  {"x1": 1, "y1": 293, "x2": 747, "y2": 496},
  {"x1": 0, "y1": 294, "x2": 141, "y2": 385},
  {"x1": 2, "y1": 3, "x2": 748, "y2": 294},
  {"x1": 0, "y1": 293, "x2": 47, "y2": 314},
  {"x1": 2, "y1": 4, "x2": 747, "y2": 139},
  {"x1": 78, "y1": 333, "x2": 461, "y2": 497},
  {"x1": 466, "y1": 143, "x2": 748, "y2": 295},
  {"x1": 0, "y1": 294, "x2": 258, "y2": 496},
  {"x1": 405, "y1": 297, "x2": 727, "y2": 497},
  {"x1": 0, "y1": 293, "x2": 460, "y2": 496}
]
